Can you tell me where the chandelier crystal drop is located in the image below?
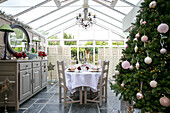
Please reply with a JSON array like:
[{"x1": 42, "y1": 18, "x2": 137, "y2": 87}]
[{"x1": 76, "y1": 4, "x2": 96, "y2": 29}]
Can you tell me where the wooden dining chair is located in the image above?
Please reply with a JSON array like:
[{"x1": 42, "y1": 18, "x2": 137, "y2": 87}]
[
  {"x1": 84, "y1": 60, "x2": 109, "y2": 106},
  {"x1": 57, "y1": 61, "x2": 82, "y2": 107}
]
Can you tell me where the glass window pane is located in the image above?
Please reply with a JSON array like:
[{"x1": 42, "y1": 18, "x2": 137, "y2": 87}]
[
  {"x1": 79, "y1": 41, "x2": 93, "y2": 46},
  {"x1": 64, "y1": 41, "x2": 76, "y2": 45},
  {"x1": 48, "y1": 41, "x2": 60, "y2": 45},
  {"x1": 0, "y1": 0, "x2": 45, "y2": 15},
  {"x1": 112, "y1": 41, "x2": 124, "y2": 45},
  {"x1": 95, "y1": 41, "x2": 108, "y2": 45}
]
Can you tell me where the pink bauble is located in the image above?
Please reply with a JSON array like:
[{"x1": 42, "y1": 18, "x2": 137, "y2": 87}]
[
  {"x1": 121, "y1": 83, "x2": 125, "y2": 87},
  {"x1": 150, "y1": 80, "x2": 157, "y2": 88},
  {"x1": 160, "y1": 96, "x2": 170, "y2": 107},
  {"x1": 135, "y1": 33, "x2": 140, "y2": 38},
  {"x1": 157, "y1": 23, "x2": 169, "y2": 33},
  {"x1": 142, "y1": 21, "x2": 146, "y2": 25},
  {"x1": 136, "y1": 92, "x2": 144, "y2": 100},
  {"x1": 122, "y1": 61, "x2": 130, "y2": 69},
  {"x1": 141, "y1": 35, "x2": 148, "y2": 42},
  {"x1": 126, "y1": 45, "x2": 128, "y2": 48},
  {"x1": 160, "y1": 48, "x2": 167, "y2": 54}
]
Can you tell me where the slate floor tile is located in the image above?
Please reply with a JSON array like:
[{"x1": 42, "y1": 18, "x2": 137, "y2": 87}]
[
  {"x1": 40, "y1": 104, "x2": 70, "y2": 113},
  {"x1": 70, "y1": 103, "x2": 99, "y2": 113},
  {"x1": 24, "y1": 104, "x2": 45, "y2": 113}
]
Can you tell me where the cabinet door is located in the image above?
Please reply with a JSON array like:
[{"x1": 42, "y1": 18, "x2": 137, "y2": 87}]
[
  {"x1": 33, "y1": 67, "x2": 41, "y2": 93},
  {"x1": 42, "y1": 67, "x2": 47, "y2": 88},
  {"x1": 20, "y1": 69, "x2": 32, "y2": 101}
]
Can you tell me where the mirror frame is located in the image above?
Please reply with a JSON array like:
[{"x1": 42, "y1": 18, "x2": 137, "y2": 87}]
[{"x1": 4, "y1": 24, "x2": 30, "y2": 55}]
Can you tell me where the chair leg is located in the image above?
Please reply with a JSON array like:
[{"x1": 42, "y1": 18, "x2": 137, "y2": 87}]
[
  {"x1": 99, "y1": 90, "x2": 102, "y2": 106},
  {"x1": 84, "y1": 87, "x2": 87, "y2": 104},
  {"x1": 105, "y1": 85, "x2": 107, "y2": 102},
  {"x1": 80, "y1": 87, "x2": 82, "y2": 104},
  {"x1": 59, "y1": 86, "x2": 61, "y2": 103},
  {"x1": 64, "y1": 88, "x2": 67, "y2": 107}
]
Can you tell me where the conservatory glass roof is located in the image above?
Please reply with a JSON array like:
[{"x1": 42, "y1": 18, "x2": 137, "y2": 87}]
[{"x1": 0, "y1": 0, "x2": 141, "y2": 38}]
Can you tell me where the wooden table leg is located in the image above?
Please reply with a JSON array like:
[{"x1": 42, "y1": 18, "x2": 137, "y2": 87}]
[
  {"x1": 80, "y1": 87, "x2": 82, "y2": 104},
  {"x1": 84, "y1": 87, "x2": 87, "y2": 104}
]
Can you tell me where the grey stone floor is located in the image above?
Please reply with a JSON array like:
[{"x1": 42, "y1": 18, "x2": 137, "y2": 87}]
[{"x1": 0, "y1": 82, "x2": 141, "y2": 113}]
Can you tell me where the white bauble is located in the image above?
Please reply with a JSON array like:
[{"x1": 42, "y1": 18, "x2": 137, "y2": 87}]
[
  {"x1": 129, "y1": 65, "x2": 134, "y2": 70},
  {"x1": 144, "y1": 56, "x2": 152, "y2": 64},
  {"x1": 115, "y1": 70, "x2": 120, "y2": 76},
  {"x1": 149, "y1": 1, "x2": 157, "y2": 8},
  {"x1": 136, "y1": 92, "x2": 144, "y2": 100},
  {"x1": 136, "y1": 62, "x2": 140, "y2": 70},
  {"x1": 133, "y1": 38, "x2": 138, "y2": 42},
  {"x1": 160, "y1": 48, "x2": 167, "y2": 54},
  {"x1": 135, "y1": 33, "x2": 140, "y2": 38},
  {"x1": 140, "y1": 19, "x2": 143, "y2": 25},
  {"x1": 121, "y1": 83, "x2": 125, "y2": 87},
  {"x1": 150, "y1": 80, "x2": 157, "y2": 88},
  {"x1": 135, "y1": 45, "x2": 138, "y2": 53}
]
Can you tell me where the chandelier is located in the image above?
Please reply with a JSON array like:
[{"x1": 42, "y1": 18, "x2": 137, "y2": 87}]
[{"x1": 76, "y1": 3, "x2": 96, "y2": 29}]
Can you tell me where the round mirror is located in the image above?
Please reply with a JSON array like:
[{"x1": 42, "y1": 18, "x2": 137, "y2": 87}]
[{"x1": 4, "y1": 24, "x2": 30, "y2": 55}]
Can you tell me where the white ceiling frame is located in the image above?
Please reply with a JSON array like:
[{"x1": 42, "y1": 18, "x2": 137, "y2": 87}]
[
  {"x1": 0, "y1": 0, "x2": 7, "y2": 4},
  {"x1": 110, "y1": 0, "x2": 118, "y2": 8},
  {"x1": 27, "y1": 0, "x2": 80, "y2": 24},
  {"x1": 14, "y1": 0, "x2": 52, "y2": 17},
  {"x1": 120, "y1": 0, "x2": 135, "y2": 7},
  {"x1": 97, "y1": 17, "x2": 122, "y2": 30},
  {"x1": 44, "y1": 17, "x2": 75, "y2": 33},
  {"x1": 92, "y1": 0, "x2": 126, "y2": 16},
  {"x1": 89, "y1": 6, "x2": 122, "y2": 23},
  {"x1": 35, "y1": 7, "x2": 82, "y2": 30},
  {"x1": 95, "y1": 23, "x2": 125, "y2": 38},
  {"x1": 47, "y1": 23, "x2": 76, "y2": 37},
  {"x1": 54, "y1": 0, "x2": 61, "y2": 8}
]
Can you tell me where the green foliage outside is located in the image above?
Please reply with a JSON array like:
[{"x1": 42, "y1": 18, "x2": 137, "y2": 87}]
[
  {"x1": 48, "y1": 36, "x2": 60, "y2": 45},
  {"x1": 111, "y1": 0, "x2": 170, "y2": 112}
]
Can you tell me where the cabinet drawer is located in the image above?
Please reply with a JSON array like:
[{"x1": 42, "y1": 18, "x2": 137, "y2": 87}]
[
  {"x1": 33, "y1": 62, "x2": 40, "y2": 68},
  {"x1": 20, "y1": 63, "x2": 31, "y2": 70},
  {"x1": 41, "y1": 61, "x2": 47, "y2": 67}
]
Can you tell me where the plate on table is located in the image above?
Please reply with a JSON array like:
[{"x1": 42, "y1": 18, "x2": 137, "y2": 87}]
[
  {"x1": 89, "y1": 70, "x2": 100, "y2": 72},
  {"x1": 67, "y1": 70, "x2": 75, "y2": 72}
]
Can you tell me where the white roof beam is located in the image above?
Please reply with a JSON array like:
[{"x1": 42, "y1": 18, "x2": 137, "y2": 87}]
[
  {"x1": 0, "y1": 0, "x2": 7, "y2": 4},
  {"x1": 95, "y1": 23, "x2": 125, "y2": 38},
  {"x1": 14, "y1": 0, "x2": 52, "y2": 17},
  {"x1": 47, "y1": 24, "x2": 76, "y2": 37},
  {"x1": 110, "y1": 0, "x2": 118, "y2": 8},
  {"x1": 89, "y1": 6, "x2": 122, "y2": 23},
  {"x1": 120, "y1": 0, "x2": 135, "y2": 7},
  {"x1": 35, "y1": 7, "x2": 82, "y2": 30},
  {"x1": 54, "y1": 0, "x2": 61, "y2": 8},
  {"x1": 27, "y1": 0, "x2": 80, "y2": 24},
  {"x1": 97, "y1": 17, "x2": 122, "y2": 30},
  {"x1": 92, "y1": 0, "x2": 126, "y2": 16},
  {"x1": 44, "y1": 17, "x2": 75, "y2": 33}
]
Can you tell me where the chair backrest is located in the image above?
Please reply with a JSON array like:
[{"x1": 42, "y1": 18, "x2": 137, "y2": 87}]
[
  {"x1": 100, "y1": 61, "x2": 109, "y2": 87},
  {"x1": 57, "y1": 61, "x2": 66, "y2": 87}
]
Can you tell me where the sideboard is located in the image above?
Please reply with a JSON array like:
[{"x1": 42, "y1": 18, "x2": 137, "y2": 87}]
[{"x1": 0, "y1": 59, "x2": 48, "y2": 110}]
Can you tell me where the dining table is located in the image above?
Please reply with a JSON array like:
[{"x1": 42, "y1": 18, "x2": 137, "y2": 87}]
[{"x1": 65, "y1": 69, "x2": 101, "y2": 94}]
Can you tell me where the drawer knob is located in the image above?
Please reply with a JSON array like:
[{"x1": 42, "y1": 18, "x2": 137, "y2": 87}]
[
  {"x1": 44, "y1": 66, "x2": 46, "y2": 68},
  {"x1": 44, "y1": 70, "x2": 46, "y2": 72},
  {"x1": 26, "y1": 65, "x2": 28, "y2": 67},
  {"x1": 36, "y1": 64, "x2": 38, "y2": 65}
]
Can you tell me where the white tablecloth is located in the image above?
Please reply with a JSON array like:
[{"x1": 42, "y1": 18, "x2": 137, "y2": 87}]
[{"x1": 65, "y1": 70, "x2": 101, "y2": 94}]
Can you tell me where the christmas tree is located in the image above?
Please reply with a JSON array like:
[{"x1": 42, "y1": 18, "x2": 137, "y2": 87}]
[{"x1": 111, "y1": 0, "x2": 170, "y2": 112}]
